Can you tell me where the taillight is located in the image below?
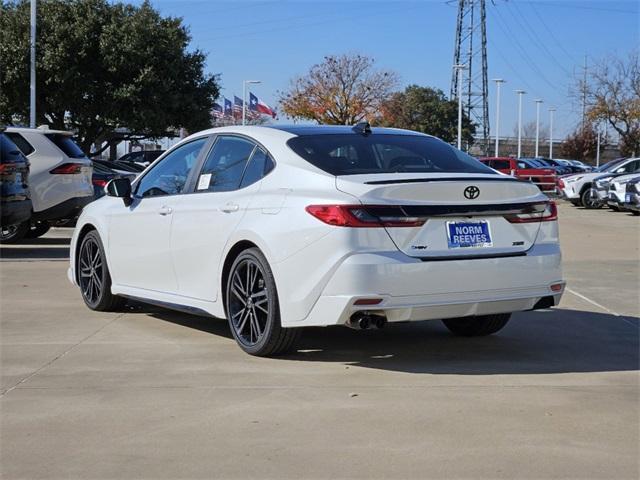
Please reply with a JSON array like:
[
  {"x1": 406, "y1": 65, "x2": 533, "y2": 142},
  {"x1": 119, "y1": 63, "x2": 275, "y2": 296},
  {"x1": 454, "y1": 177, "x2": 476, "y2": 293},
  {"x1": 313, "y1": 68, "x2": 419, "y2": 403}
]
[
  {"x1": 557, "y1": 178, "x2": 565, "y2": 188},
  {"x1": 305, "y1": 205, "x2": 425, "y2": 228},
  {"x1": 49, "y1": 163, "x2": 85, "y2": 174},
  {"x1": 505, "y1": 201, "x2": 557, "y2": 223},
  {"x1": 92, "y1": 178, "x2": 108, "y2": 187},
  {"x1": 0, "y1": 164, "x2": 17, "y2": 174}
]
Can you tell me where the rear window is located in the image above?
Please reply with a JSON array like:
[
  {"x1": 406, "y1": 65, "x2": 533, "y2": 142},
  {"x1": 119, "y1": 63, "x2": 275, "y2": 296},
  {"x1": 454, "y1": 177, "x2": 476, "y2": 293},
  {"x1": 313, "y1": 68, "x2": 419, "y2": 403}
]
[
  {"x1": 5, "y1": 132, "x2": 35, "y2": 156},
  {"x1": 286, "y1": 134, "x2": 494, "y2": 176},
  {"x1": 45, "y1": 134, "x2": 86, "y2": 159}
]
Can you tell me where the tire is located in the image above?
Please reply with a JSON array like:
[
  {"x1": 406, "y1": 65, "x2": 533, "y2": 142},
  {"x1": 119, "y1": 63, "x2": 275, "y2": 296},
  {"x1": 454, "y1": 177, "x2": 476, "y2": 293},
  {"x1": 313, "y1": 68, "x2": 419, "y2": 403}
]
[
  {"x1": 78, "y1": 230, "x2": 126, "y2": 311},
  {"x1": 24, "y1": 221, "x2": 51, "y2": 239},
  {"x1": 442, "y1": 313, "x2": 511, "y2": 337},
  {"x1": 581, "y1": 188, "x2": 601, "y2": 209},
  {"x1": 0, "y1": 222, "x2": 29, "y2": 244},
  {"x1": 225, "y1": 247, "x2": 301, "y2": 356}
]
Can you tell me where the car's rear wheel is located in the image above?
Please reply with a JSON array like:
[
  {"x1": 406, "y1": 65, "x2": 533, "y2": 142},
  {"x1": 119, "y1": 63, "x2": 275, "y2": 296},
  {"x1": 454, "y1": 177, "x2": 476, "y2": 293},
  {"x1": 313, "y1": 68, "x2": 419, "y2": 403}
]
[
  {"x1": 225, "y1": 248, "x2": 300, "y2": 356},
  {"x1": 78, "y1": 230, "x2": 126, "y2": 311},
  {"x1": 24, "y1": 221, "x2": 51, "y2": 239},
  {"x1": 442, "y1": 313, "x2": 511, "y2": 337},
  {"x1": 581, "y1": 188, "x2": 601, "y2": 209},
  {"x1": 0, "y1": 222, "x2": 29, "y2": 244}
]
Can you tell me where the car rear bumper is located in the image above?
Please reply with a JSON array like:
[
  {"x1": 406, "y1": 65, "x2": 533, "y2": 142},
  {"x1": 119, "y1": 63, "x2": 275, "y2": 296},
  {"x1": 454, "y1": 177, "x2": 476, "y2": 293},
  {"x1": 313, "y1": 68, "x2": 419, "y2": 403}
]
[
  {"x1": 1, "y1": 198, "x2": 32, "y2": 226},
  {"x1": 31, "y1": 195, "x2": 93, "y2": 223},
  {"x1": 292, "y1": 243, "x2": 564, "y2": 327}
]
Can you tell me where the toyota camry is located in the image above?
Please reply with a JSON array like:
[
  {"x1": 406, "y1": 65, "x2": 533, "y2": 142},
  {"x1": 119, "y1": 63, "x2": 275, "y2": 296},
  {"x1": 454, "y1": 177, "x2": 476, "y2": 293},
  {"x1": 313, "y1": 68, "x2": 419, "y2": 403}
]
[{"x1": 68, "y1": 124, "x2": 564, "y2": 356}]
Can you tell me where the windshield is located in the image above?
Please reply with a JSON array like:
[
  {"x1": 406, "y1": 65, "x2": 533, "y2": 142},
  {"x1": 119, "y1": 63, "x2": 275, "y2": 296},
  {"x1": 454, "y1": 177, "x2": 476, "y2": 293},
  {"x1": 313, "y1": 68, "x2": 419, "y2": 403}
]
[
  {"x1": 596, "y1": 159, "x2": 625, "y2": 172},
  {"x1": 287, "y1": 134, "x2": 495, "y2": 176},
  {"x1": 45, "y1": 134, "x2": 87, "y2": 159}
]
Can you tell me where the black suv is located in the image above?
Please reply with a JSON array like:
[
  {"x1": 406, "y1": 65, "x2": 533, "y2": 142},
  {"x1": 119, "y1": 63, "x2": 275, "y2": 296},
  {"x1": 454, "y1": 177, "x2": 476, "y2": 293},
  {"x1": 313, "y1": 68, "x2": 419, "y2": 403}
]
[{"x1": 0, "y1": 132, "x2": 32, "y2": 243}]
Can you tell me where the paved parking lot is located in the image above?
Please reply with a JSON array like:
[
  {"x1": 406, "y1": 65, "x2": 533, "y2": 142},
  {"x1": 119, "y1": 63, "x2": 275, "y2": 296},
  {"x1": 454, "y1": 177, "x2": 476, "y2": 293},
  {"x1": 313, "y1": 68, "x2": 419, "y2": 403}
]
[{"x1": 1, "y1": 202, "x2": 638, "y2": 479}]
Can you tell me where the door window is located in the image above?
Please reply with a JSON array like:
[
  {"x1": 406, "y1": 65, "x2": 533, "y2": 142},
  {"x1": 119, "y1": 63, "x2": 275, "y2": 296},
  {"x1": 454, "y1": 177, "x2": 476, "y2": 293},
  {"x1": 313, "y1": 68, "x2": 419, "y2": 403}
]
[
  {"x1": 492, "y1": 160, "x2": 511, "y2": 169},
  {"x1": 197, "y1": 136, "x2": 256, "y2": 192},
  {"x1": 135, "y1": 137, "x2": 207, "y2": 197}
]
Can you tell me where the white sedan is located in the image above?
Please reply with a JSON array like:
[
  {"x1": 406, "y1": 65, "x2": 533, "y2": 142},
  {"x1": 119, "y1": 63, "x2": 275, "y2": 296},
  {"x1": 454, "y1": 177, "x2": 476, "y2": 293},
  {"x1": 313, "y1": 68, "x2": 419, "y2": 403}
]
[{"x1": 68, "y1": 125, "x2": 564, "y2": 356}]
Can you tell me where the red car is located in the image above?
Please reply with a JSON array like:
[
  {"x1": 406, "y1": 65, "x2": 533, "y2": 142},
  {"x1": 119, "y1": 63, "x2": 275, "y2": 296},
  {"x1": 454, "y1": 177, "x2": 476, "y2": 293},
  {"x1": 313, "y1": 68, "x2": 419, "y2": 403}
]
[{"x1": 480, "y1": 157, "x2": 557, "y2": 193}]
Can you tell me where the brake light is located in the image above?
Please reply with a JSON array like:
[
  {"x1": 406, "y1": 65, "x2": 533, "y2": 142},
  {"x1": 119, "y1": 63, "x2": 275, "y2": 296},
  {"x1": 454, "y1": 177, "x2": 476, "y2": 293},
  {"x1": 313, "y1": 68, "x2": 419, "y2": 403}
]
[
  {"x1": 0, "y1": 164, "x2": 17, "y2": 174},
  {"x1": 92, "y1": 178, "x2": 108, "y2": 187},
  {"x1": 505, "y1": 201, "x2": 557, "y2": 223},
  {"x1": 557, "y1": 178, "x2": 565, "y2": 188},
  {"x1": 305, "y1": 205, "x2": 425, "y2": 228},
  {"x1": 49, "y1": 163, "x2": 85, "y2": 174}
]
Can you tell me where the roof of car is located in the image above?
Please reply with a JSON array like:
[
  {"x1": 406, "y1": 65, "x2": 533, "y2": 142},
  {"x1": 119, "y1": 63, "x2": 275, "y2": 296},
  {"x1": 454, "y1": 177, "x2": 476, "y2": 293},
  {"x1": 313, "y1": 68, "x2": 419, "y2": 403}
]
[{"x1": 267, "y1": 125, "x2": 428, "y2": 136}]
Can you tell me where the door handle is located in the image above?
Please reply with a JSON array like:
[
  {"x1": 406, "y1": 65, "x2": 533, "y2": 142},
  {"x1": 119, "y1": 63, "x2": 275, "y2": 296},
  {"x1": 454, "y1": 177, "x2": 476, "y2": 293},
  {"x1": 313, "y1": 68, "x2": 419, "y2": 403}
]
[
  {"x1": 158, "y1": 205, "x2": 173, "y2": 216},
  {"x1": 221, "y1": 203, "x2": 239, "y2": 213}
]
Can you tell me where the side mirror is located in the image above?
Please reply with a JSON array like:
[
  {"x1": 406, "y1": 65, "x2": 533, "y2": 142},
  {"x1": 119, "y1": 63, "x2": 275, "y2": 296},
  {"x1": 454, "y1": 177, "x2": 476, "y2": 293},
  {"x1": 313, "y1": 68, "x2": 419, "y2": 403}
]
[{"x1": 106, "y1": 177, "x2": 133, "y2": 206}]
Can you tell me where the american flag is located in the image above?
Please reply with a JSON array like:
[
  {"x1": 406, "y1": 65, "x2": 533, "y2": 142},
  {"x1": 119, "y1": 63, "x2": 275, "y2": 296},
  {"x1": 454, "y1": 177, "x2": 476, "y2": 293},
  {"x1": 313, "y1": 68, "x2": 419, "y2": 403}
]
[
  {"x1": 233, "y1": 96, "x2": 243, "y2": 114},
  {"x1": 212, "y1": 102, "x2": 223, "y2": 119},
  {"x1": 224, "y1": 98, "x2": 233, "y2": 117}
]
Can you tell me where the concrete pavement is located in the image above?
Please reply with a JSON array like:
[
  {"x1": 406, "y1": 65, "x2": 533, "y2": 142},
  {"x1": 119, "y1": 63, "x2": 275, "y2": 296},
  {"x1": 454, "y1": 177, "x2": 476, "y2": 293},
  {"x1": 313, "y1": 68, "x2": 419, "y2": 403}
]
[{"x1": 1, "y1": 202, "x2": 638, "y2": 479}]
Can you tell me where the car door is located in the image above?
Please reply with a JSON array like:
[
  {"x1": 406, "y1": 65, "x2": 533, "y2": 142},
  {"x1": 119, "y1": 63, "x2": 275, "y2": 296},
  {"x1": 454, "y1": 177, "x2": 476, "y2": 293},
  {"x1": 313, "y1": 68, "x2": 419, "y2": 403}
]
[
  {"x1": 107, "y1": 137, "x2": 208, "y2": 293},
  {"x1": 170, "y1": 135, "x2": 273, "y2": 302}
]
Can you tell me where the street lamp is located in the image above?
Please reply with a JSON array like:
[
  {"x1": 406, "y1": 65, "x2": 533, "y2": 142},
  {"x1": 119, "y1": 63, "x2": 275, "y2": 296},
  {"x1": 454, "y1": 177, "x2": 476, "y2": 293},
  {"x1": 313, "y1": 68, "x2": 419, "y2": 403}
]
[
  {"x1": 534, "y1": 99, "x2": 543, "y2": 158},
  {"x1": 30, "y1": 0, "x2": 36, "y2": 128},
  {"x1": 515, "y1": 90, "x2": 526, "y2": 158},
  {"x1": 242, "y1": 80, "x2": 261, "y2": 126},
  {"x1": 549, "y1": 107, "x2": 557, "y2": 158},
  {"x1": 492, "y1": 79, "x2": 505, "y2": 157},
  {"x1": 453, "y1": 64, "x2": 466, "y2": 150}
]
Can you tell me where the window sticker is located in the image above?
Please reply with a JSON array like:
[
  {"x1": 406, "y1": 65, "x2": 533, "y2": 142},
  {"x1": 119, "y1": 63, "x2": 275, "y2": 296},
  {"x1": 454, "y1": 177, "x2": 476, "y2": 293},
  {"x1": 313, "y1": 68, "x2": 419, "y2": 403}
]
[{"x1": 197, "y1": 173, "x2": 212, "y2": 190}]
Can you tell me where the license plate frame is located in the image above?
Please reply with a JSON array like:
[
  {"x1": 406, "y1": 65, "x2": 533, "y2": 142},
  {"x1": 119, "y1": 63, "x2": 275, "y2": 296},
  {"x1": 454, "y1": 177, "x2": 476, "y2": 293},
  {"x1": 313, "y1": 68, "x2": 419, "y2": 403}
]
[{"x1": 447, "y1": 221, "x2": 493, "y2": 249}]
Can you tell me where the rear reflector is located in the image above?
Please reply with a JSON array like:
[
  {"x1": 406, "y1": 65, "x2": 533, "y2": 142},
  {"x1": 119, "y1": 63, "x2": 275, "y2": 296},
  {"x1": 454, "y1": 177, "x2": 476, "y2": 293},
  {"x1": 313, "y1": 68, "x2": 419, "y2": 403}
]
[
  {"x1": 354, "y1": 298, "x2": 383, "y2": 306},
  {"x1": 92, "y1": 178, "x2": 108, "y2": 187},
  {"x1": 49, "y1": 163, "x2": 85, "y2": 174},
  {"x1": 505, "y1": 201, "x2": 557, "y2": 223},
  {"x1": 550, "y1": 283, "x2": 563, "y2": 292},
  {"x1": 305, "y1": 205, "x2": 425, "y2": 228}
]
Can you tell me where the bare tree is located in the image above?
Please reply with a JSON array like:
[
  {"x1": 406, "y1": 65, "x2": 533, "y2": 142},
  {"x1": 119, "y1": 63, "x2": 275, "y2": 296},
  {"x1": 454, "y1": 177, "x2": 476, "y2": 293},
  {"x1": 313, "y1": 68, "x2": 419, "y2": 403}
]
[
  {"x1": 581, "y1": 51, "x2": 640, "y2": 156},
  {"x1": 278, "y1": 54, "x2": 399, "y2": 124}
]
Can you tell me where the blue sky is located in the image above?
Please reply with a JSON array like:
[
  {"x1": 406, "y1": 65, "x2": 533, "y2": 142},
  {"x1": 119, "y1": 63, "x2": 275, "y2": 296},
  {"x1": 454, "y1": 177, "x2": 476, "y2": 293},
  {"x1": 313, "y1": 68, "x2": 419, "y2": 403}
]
[{"x1": 135, "y1": 0, "x2": 638, "y2": 138}]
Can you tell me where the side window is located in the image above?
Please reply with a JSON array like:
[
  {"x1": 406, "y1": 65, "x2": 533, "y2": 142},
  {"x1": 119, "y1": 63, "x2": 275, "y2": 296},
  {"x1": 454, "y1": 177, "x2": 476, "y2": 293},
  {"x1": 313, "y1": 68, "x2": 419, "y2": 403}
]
[
  {"x1": 517, "y1": 161, "x2": 527, "y2": 169},
  {"x1": 240, "y1": 147, "x2": 274, "y2": 188},
  {"x1": 135, "y1": 138, "x2": 207, "y2": 198},
  {"x1": 622, "y1": 160, "x2": 640, "y2": 173},
  {"x1": 5, "y1": 133, "x2": 35, "y2": 156},
  {"x1": 493, "y1": 160, "x2": 510, "y2": 170},
  {"x1": 197, "y1": 136, "x2": 255, "y2": 192}
]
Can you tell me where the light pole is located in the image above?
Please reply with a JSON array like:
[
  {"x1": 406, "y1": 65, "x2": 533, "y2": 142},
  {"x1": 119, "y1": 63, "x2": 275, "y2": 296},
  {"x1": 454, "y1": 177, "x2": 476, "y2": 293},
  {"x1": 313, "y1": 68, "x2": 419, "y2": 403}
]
[
  {"x1": 453, "y1": 64, "x2": 466, "y2": 150},
  {"x1": 493, "y1": 79, "x2": 505, "y2": 157},
  {"x1": 549, "y1": 107, "x2": 556, "y2": 158},
  {"x1": 30, "y1": 0, "x2": 36, "y2": 128},
  {"x1": 242, "y1": 80, "x2": 261, "y2": 126},
  {"x1": 515, "y1": 90, "x2": 526, "y2": 158},
  {"x1": 534, "y1": 99, "x2": 543, "y2": 158}
]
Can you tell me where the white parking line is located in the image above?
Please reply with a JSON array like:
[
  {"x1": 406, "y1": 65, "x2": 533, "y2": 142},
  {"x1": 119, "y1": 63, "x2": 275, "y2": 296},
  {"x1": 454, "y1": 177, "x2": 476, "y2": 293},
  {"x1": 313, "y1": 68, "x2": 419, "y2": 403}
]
[{"x1": 566, "y1": 287, "x2": 638, "y2": 328}]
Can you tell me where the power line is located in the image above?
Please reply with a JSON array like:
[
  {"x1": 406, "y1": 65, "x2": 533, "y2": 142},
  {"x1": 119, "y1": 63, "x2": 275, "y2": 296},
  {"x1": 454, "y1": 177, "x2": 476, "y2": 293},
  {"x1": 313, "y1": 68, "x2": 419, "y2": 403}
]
[
  {"x1": 520, "y1": 1, "x2": 637, "y2": 15},
  {"x1": 526, "y1": 1, "x2": 578, "y2": 62}
]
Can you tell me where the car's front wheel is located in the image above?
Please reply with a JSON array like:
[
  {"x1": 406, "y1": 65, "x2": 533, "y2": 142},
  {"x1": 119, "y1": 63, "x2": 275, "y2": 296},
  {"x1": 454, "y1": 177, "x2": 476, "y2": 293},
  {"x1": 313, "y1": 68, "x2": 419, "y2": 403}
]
[
  {"x1": 442, "y1": 313, "x2": 511, "y2": 336},
  {"x1": 0, "y1": 222, "x2": 29, "y2": 244},
  {"x1": 225, "y1": 248, "x2": 300, "y2": 356},
  {"x1": 78, "y1": 230, "x2": 126, "y2": 311},
  {"x1": 581, "y1": 188, "x2": 601, "y2": 209},
  {"x1": 24, "y1": 221, "x2": 51, "y2": 239}
]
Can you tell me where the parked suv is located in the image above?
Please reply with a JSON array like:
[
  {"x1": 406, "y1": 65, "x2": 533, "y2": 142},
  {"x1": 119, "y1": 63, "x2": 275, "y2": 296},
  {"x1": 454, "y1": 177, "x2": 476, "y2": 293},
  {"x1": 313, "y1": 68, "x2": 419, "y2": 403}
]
[
  {"x1": 4, "y1": 127, "x2": 93, "y2": 241},
  {"x1": 479, "y1": 157, "x2": 556, "y2": 193},
  {"x1": 0, "y1": 131, "x2": 32, "y2": 243},
  {"x1": 623, "y1": 177, "x2": 640, "y2": 215}
]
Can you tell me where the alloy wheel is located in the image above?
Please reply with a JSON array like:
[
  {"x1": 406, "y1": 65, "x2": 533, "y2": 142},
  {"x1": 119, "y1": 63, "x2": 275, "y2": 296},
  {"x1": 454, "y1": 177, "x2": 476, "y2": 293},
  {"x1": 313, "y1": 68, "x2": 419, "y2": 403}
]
[
  {"x1": 0, "y1": 224, "x2": 19, "y2": 241},
  {"x1": 79, "y1": 236, "x2": 104, "y2": 306},
  {"x1": 228, "y1": 259, "x2": 270, "y2": 347}
]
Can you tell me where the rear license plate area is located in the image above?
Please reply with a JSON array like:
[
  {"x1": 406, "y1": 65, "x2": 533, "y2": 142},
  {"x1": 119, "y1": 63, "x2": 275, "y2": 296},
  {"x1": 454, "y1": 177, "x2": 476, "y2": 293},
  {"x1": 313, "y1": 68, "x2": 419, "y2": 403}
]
[{"x1": 447, "y1": 221, "x2": 492, "y2": 249}]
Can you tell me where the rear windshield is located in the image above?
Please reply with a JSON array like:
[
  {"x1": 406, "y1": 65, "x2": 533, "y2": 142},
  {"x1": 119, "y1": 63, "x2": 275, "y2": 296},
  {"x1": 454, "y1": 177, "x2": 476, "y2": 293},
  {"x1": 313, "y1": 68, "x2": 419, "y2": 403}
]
[
  {"x1": 287, "y1": 134, "x2": 495, "y2": 176},
  {"x1": 45, "y1": 134, "x2": 86, "y2": 159}
]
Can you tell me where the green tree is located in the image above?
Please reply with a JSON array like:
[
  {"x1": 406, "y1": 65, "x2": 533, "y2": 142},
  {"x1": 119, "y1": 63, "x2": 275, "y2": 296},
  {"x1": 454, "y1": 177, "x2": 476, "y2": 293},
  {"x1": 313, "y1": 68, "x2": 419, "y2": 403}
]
[
  {"x1": 379, "y1": 85, "x2": 476, "y2": 146},
  {"x1": 0, "y1": 0, "x2": 220, "y2": 156}
]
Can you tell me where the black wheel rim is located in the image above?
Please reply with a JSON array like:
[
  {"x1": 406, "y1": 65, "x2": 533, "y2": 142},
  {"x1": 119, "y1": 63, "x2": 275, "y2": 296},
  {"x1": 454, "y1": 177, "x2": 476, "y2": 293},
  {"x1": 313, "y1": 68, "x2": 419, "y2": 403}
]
[
  {"x1": 228, "y1": 259, "x2": 270, "y2": 346},
  {"x1": 0, "y1": 225, "x2": 18, "y2": 240},
  {"x1": 79, "y1": 237, "x2": 103, "y2": 305}
]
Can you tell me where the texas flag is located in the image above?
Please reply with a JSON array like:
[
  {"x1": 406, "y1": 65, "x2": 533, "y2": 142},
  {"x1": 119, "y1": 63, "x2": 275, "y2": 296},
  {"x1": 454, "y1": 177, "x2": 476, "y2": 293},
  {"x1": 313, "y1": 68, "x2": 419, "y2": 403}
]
[
  {"x1": 224, "y1": 98, "x2": 233, "y2": 117},
  {"x1": 249, "y1": 92, "x2": 276, "y2": 118}
]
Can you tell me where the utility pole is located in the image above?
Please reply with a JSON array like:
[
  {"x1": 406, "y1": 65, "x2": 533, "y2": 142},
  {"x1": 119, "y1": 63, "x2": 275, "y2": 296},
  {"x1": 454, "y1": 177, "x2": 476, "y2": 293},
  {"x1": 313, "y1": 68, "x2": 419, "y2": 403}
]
[
  {"x1": 451, "y1": 0, "x2": 490, "y2": 153},
  {"x1": 516, "y1": 90, "x2": 526, "y2": 159},
  {"x1": 453, "y1": 64, "x2": 466, "y2": 150},
  {"x1": 30, "y1": 0, "x2": 36, "y2": 128},
  {"x1": 582, "y1": 54, "x2": 588, "y2": 128},
  {"x1": 549, "y1": 107, "x2": 556, "y2": 158},
  {"x1": 493, "y1": 78, "x2": 504, "y2": 157},
  {"x1": 596, "y1": 126, "x2": 601, "y2": 167},
  {"x1": 534, "y1": 99, "x2": 543, "y2": 158}
]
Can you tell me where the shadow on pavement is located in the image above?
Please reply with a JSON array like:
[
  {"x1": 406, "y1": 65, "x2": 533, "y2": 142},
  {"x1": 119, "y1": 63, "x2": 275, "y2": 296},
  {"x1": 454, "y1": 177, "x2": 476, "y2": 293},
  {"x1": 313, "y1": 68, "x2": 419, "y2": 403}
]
[
  {"x1": 0, "y1": 235, "x2": 70, "y2": 260},
  {"x1": 136, "y1": 304, "x2": 639, "y2": 376}
]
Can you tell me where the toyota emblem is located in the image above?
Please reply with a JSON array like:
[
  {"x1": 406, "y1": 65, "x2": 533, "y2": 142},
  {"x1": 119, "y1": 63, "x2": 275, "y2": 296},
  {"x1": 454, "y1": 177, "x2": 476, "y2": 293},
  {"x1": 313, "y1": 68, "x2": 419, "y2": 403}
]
[{"x1": 464, "y1": 186, "x2": 480, "y2": 199}]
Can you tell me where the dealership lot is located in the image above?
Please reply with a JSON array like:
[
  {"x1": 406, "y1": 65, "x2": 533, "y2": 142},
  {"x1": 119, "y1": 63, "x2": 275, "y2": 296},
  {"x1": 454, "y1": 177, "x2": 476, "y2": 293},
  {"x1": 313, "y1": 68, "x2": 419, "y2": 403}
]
[{"x1": 1, "y1": 202, "x2": 638, "y2": 479}]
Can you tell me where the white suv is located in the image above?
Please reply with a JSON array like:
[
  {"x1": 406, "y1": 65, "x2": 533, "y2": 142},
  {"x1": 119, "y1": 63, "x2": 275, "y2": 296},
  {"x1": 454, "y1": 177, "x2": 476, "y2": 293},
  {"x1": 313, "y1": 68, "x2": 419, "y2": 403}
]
[{"x1": 2, "y1": 127, "x2": 93, "y2": 242}]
